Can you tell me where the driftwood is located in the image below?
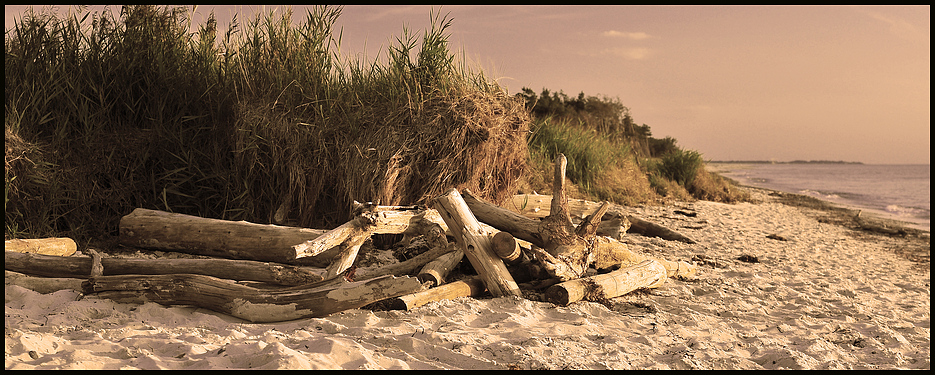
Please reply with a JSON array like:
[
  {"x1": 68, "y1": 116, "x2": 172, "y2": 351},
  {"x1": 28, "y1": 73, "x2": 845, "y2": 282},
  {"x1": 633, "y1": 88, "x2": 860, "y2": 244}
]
[
  {"x1": 81, "y1": 273, "x2": 423, "y2": 322},
  {"x1": 508, "y1": 194, "x2": 696, "y2": 243},
  {"x1": 119, "y1": 208, "x2": 330, "y2": 265},
  {"x1": 464, "y1": 154, "x2": 696, "y2": 281},
  {"x1": 5, "y1": 270, "x2": 85, "y2": 294},
  {"x1": 389, "y1": 276, "x2": 487, "y2": 311},
  {"x1": 5, "y1": 238, "x2": 77, "y2": 256},
  {"x1": 491, "y1": 231, "x2": 525, "y2": 265},
  {"x1": 545, "y1": 259, "x2": 668, "y2": 306},
  {"x1": 418, "y1": 249, "x2": 464, "y2": 286},
  {"x1": 5, "y1": 251, "x2": 325, "y2": 285},
  {"x1": 120, "y1": 205, "x2": 450, "y2": 269},
  {"x1": 434, "y1": 188, "x2": 522, "y2": 297},
  {"x1": 293, "y1": 204, "x2": 448, "y2": 256}
]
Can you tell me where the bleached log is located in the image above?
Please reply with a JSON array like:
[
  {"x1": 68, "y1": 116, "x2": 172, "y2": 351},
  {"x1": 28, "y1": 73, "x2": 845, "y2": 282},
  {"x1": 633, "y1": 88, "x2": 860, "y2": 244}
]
[
  {"x1": 5, "y1": 237, "x2": 77, "y2": 256},
  {"x1": 434, "y1": 188, "x2": 521, "y2": 297},
  {"x1": 5, "y1": 251, "x2": 326, "y2": 285},
  {"x1": 462, "y1": 190, "x2": 546, "y2": 248},
  {"x1": 491, "y1": 231, "x2": 525, "y2": 265},
  {"x1": 119, "y1": 208, "x2": 328, "y2": 264},
  {"x1": 293, "y1": 219, "x2": 365, "y2": 259},
  {"x1": 509, "y1": 194, "x2": 696, "y2": 243},
  {"x1": 545, "y1": 259, "x2": 667, "y2": 306},
  {"x1": 417, "y1": 249, "x2": 464, "y2": 286},
  {"x1": 389, "y1": 276, "x2": 487, "y2": 311},
  {"x1": 82, "y1": 273, "x2": 424, "y2": 322},
  {"x1": 5, "y1": 270, "x2": 84, "y2": 294}
]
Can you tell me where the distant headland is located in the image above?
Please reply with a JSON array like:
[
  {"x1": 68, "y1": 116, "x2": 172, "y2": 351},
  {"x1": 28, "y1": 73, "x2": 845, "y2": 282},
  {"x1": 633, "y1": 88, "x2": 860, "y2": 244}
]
[{"x1": 707, "y1": 160, "x2": 864, "y2": 165}]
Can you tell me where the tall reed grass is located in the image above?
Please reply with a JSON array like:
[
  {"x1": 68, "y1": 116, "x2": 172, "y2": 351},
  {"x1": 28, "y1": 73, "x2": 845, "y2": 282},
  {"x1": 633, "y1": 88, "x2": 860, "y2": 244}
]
[
  {"x1": 5, "y1": 5, "x2": 530, "y2": 243},
  {"x1": 524, "y1": 116, "x2": 657, "y2": 205}
]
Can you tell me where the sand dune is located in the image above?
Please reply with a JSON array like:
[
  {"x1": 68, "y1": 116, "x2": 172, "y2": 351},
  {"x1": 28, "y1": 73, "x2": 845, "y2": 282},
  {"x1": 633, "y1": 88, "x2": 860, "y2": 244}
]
[{"x1": 5, "y1": 187, "x2": 929, "y2": 369}]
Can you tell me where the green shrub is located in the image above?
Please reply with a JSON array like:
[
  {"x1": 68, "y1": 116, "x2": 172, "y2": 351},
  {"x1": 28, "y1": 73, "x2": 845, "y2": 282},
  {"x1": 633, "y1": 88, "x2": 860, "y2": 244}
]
[
  {"x1": 527, "y1": 117, "x2": 629, "y2": 193},
  {"x1": 654, "y1": 149, "x2": 704, "y2": 188}
]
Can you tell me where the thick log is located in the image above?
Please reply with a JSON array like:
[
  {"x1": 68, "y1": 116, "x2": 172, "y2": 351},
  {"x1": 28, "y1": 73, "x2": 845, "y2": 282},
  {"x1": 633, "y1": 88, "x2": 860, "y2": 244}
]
[
  {"x1": 5, "y1": 270, "x2": 85, "y2": 294},
  {"x1": 5, "y1": 238, "x2": 77, "y2": 256},
  {"x1": 434, "y1": 188, "x2": 521, "y2": 297},
  {"x1": 462, "y1": 190, "x2": 546, "y2": 248},
  {"x1": 5, "y1": 251, "x2": 326, "y2": 285},
  {"x1": 389, "y1": 276, "x2": 487, "y2": 311},
  {"x1": 119, "y1": 208, "x2": 329, "y2": 264},
  {"x1": 81, "y1": 273, "x2": 424, "y2": 322},
  {"x1": 417, "y1": 249, "x2": 464, "y2": 286},
  {"x1": 509, "y1": 194, "x2": 696, "y2": 243},
  {"x1": 546, "y1": 259, "x2": 667, "y2": 306},
  {"x1": 590, "y1": 236, "x2": 696, "y2": 278},
  {"x1": 491, "y1": 231, "x2": 525, "y2": 265}
]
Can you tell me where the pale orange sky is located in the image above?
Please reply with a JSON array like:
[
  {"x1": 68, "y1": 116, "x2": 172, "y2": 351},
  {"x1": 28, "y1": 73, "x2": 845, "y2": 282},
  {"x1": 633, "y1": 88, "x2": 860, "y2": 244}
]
[{"x1": 6, "y1": 5, "x2": 930, "y2": 164}]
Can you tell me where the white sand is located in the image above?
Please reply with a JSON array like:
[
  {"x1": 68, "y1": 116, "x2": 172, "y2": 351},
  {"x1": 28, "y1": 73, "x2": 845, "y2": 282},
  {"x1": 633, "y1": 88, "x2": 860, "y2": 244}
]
[{"x1": 5, "y1": 187, "x2": 930, "y2": 369}]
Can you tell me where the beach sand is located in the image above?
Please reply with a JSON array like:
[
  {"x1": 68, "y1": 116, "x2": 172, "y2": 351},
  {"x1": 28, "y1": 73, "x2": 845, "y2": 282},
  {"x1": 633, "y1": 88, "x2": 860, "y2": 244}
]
[{"x1": 5, "y1": 186, "x2": 930, "y2": 369}]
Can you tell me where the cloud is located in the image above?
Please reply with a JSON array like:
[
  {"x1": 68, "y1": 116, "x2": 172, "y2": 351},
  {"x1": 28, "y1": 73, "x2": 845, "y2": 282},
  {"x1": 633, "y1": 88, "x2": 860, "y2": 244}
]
[
  {"x1": 856, "y1": 8, "x2": 924, "y2": 41},
  {"x1": 602, "y1": 30, "x2": 651, "y2": 40},
  {"x1": 602, "y1": 47, "x2": 652, "y2": 60}
]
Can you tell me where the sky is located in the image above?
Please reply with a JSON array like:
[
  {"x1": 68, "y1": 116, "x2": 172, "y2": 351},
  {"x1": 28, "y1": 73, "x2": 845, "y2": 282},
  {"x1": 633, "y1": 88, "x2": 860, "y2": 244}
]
[{"x1": 5, "y1": 5, "x2": 930, "y2": 164}]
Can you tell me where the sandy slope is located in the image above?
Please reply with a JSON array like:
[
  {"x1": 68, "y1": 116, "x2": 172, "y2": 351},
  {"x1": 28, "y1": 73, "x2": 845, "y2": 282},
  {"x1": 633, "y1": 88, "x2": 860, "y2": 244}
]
[{"x1": 5, "y1": 187, "x2": 930, "y2": 369}]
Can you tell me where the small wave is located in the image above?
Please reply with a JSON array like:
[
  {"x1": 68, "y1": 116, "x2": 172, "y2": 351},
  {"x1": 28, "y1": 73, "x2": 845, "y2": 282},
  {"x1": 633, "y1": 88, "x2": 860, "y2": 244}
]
[
  {"x1": 885, "y1": 204, "x2": 930, "y2": 219},
  {"x1": 799, "y1": 189, "x2": 840, "y2": 200}
]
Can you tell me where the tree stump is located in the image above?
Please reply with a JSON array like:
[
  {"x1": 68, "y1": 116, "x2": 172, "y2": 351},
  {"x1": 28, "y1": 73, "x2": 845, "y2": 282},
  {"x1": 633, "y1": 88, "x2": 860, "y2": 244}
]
[{"x1": 477, "y1": 154, "x2": 697, "y2": 281}]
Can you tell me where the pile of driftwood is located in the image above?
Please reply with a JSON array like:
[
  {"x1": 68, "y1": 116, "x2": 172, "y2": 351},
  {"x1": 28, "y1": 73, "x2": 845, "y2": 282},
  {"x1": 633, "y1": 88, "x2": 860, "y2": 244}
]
[{"x1": 6, "y1": 154, "x2": 696, "y2": 323}]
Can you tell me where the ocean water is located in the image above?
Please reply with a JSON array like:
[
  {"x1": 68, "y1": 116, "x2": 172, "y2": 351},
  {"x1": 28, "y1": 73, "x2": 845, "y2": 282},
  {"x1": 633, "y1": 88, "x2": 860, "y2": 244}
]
[{"x1": 707, "y1": 163, "x2": 930, "y2": 232}]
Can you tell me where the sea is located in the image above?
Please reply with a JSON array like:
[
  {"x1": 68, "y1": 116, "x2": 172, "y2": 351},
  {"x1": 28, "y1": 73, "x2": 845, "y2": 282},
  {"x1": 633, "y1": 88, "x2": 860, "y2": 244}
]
[{"x1": 706, "y1": 162, "x2": 930, "y2": 232}]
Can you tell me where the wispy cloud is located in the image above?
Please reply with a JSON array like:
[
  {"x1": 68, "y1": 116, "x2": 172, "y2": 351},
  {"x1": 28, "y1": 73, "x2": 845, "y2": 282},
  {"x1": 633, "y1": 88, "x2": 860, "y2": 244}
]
[
  {"x1": 601, "y1": 47, "x2": 652, "y2": 60},
  {"x1": 855, "y1": 8, "x2": 924, "y2": 41},
  {"x1": 602, "y1": 30, "x2": 651, "y2": 40}
]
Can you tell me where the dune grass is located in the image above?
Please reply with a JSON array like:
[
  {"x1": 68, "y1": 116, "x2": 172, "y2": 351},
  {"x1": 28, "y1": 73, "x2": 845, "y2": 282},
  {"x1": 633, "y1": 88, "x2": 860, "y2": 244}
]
[{"x1": 5, "y1": 5, "x2": 529, "y2": 243}]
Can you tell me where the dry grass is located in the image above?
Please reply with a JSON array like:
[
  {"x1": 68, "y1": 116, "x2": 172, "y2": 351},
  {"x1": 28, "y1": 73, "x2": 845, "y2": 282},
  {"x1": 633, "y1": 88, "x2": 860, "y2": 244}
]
[{"x1": 5, "y1": 5, "x2": 530, "y2": 242}]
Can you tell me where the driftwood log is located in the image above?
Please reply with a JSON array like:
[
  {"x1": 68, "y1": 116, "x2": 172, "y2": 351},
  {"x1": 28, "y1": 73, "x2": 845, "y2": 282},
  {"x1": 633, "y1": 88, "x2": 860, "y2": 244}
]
[
  {"x1": 5, "y1": 238, "x2": 78, "y2": 256},
  {"x1": 507, "y1": 194, "x2": 696, "y2": 244},
  {"x1": 546, "y1": 259, "x2": 668, "y2": 306},
  {"x1": 434, "y1": 188, "x2": 522, "y2": 297},
  {"x1": 292, "y1": 204, "x2": 448, "y2": 257},
  {"x1": 5, "y1": 270, "x2": 85, "y2": 294},
  {"x1": 120, "y1": 205, "x2": 450, "y2": 269},
  {"x1": 463, "y1": 154, "x2": 696, "y2": 281},
  {"x1": 81, "y1": 274, "x2": 424, "y2": 322},
  {"x1": 5, "y1": 251, "x2": 325, "y2": 286},
  {"x1": 491, "y1": 231, "x2": 525, "y2": 265},
  {"x1": 389, "y1": 276, "x2": 487, "y2": 311},
  {"x1": 417, "y1": 249, "x2": 464, "y2": 286},
  {"x1": 119, "y1": 208, "x2": 330, "y2": 265}
]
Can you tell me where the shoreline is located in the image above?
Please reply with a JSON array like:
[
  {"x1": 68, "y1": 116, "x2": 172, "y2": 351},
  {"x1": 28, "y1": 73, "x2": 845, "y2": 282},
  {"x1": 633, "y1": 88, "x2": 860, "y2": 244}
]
[
  {"x1": 5, "y1": 185, "x2": 931, "y2": 370},
  {"x1": 706, "y1": 162, "x2": 930, "y2": 234},
  {"x1": 736, "y1": 185, "x2": 930, "y2": 265}
]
